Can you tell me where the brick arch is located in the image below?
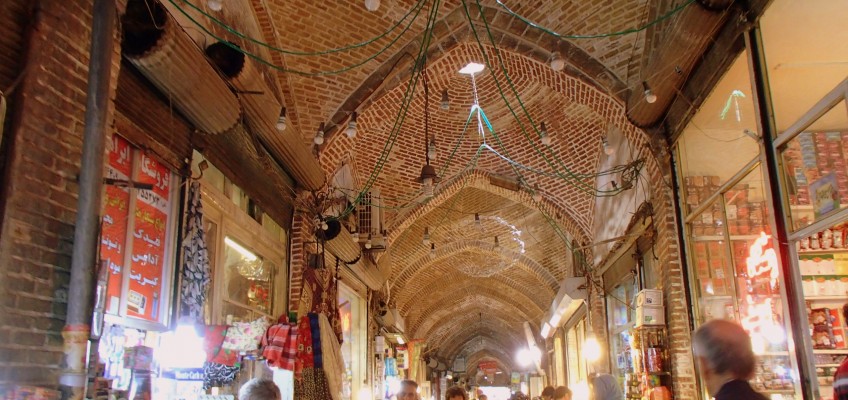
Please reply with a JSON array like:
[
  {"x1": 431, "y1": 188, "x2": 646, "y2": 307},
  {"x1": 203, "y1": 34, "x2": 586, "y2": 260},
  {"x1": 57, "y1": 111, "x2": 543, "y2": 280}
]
[
  {"x1": 439, "y1": 324, "x2": 524, "y2": 363},
  {"x1": 388, "y1": 169, "x2": 584, "y2": 245},
  {"x1": 395, "y1": 267, "x2": 550, "y2": 317},
  {"x1": 412, "y1": 298, "x2": 528, "y2": 340},
  {"x1": 431, "y1": 322, "x2": 523, "y2": 360},
  {"x1": 317, "y1": 3, "x2": 630, "y2": 154},
  {"x1": 391, "y1": 236, "x2": 558, "y2": 298},
  {"x1": 408, "y1": 283, "x2": 541, "y2": 337},
  {"x1": 441, "y1": 337, "x2": 518, "y2": 372}
]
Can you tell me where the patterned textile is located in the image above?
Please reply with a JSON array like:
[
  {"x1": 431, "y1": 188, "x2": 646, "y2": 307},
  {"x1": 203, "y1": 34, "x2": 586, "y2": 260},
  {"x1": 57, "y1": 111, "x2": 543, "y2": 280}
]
[
  {"x1": 179, "y1": 182, "x2": 211, "y2": 324},
  {"x1": 262, "y1": 323, "x2": 299, "y2": 371},
  {"x1": 295, "y1": 316, "x2": 315, "y2": 380},
  {"x1": 297, "y1": 267, "x2": 343, "y2": 343},
  {"x1": 319, "y1": 313, "x2": 344, "y2": 400},
  {"x1": 309, "y1": 313, "x2": 323, "y2": 369},
  {"x1": 202, "y1": 361, "x2": 240, "y2": 390},
  {"x1": 294, "y1": 367, "x2": 333, "y2": 400},
  {"x1": 203, "y1": 325, "x2": 238, "y2": 367},
  {"x1": 222, "y1": 317, "x2": 269, "y2": 351}
]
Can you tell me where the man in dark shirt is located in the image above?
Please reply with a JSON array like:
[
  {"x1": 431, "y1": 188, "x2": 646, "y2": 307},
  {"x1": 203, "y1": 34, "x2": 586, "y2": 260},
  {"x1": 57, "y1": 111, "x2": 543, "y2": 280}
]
[
  {"x1": 834, "y1": 304, "x2": 848, "y2": 399},
  {"x1": 692, "y1": 319, "x2": 768, "y2": 400}
]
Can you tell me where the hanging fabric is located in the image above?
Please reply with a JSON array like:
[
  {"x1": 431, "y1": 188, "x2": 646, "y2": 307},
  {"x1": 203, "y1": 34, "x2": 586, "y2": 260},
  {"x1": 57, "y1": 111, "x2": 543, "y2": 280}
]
[
  {"x1": 319, "y1": 313, "x2": 344, "y2": 400},
  {"x1": 179, "y1": 181, "x2": 211, "y2": 323},
  {"x1": 297, "y1": 263, "x2": 343, "y2": 343}
]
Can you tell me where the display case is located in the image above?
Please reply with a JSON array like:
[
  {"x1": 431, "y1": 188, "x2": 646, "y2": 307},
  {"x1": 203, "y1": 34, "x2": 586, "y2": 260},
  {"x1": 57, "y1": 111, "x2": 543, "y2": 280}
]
[{"x1": 627, "y1": 325, "x2": 673, "y2": 400}]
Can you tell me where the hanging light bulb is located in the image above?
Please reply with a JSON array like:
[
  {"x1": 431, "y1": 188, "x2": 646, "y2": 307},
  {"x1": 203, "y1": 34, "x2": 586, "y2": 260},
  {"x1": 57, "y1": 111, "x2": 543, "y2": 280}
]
[
  {"x1": 584, "y1": 336, "x2": 602, "y2": 362},
  {"x1": 539, "y1": 122, "x2": 551, "y2": 146},
  {"x1": 321, "y1": 220, "x2": 329, "y2": 231},
  {"x1": 314, "y1": 122, "x2": 325, "y2": 145},
  {"x1": 440, "y1": 89, "x2": 450, "y2": 110},
  {"x1": 475, "y1": 213, "x2": 482, "y2": 228},
  {"x1": 364, "y1": 0, "x2": 380, "y2": 11},
  {"x1": 429, "y1": 243, "x2": 436, "y2": 258},
  {"x1": 416, "y1": 67, "x2": 439, "y2": 198},
  {"x1": 602, "y1": 136, "x2": 615, "y2": 156},
  {"x1": 345, "y1": 112, "x2": 358, "y2": 138},
  {"x1": 427, "y1": 139, "x2": 437, "y2": 160},
  {"x1": 207, "y1": 0, "x2": 223, "y2": 11},
  {"x1": 643, "y1": 81, "x2": 657, "y2": 104},
  {"x1": 422, "y1": 227, "x2": 431, "y2": 246},
  {"x1": 493, "y1": 236, "x2": 500, "y2": 250},
  {"x1": 275, "y1": 107, "x2": 287, "y2": 131},
  {"x1": 365, "y1": 233, "x2": 373, "y2": 249},
  {"x1": 549, "y1": 51, "x2": 565, "y2": 72},
  {"x1": 532, "y1": 184, "x2": 542, "y2": 202}
]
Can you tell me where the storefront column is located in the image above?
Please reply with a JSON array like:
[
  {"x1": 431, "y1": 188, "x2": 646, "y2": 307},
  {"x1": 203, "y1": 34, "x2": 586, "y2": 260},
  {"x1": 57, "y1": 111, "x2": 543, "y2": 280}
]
[
  {"x1": 746, "y1": 27, "x2": 817, "y2": 399},
  {"x1": 61, "y1": 0, "x2": 117, "y2": 397}
]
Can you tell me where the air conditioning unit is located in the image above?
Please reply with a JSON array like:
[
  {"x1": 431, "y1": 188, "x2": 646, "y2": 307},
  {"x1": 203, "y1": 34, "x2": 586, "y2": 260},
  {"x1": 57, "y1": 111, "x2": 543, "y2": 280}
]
[
  {"x1": 540, "y1": 277, "x2": 587, "y2": 338},
  {"x1": 356, "y1": 189, "x2": 386, "y2": 249},
  {"x1": 376, "y1": 307, "x2": 405, "y2": 333}
]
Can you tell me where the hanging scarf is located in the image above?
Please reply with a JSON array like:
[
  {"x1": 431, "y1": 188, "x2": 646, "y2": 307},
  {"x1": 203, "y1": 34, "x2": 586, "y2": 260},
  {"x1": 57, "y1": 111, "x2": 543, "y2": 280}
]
[
  {"x1": 319, "y1": 313, "x2": 344, "y2": 400},
  {"x1": 179, "y1": 181, "x2": 211, "y2": 323}
]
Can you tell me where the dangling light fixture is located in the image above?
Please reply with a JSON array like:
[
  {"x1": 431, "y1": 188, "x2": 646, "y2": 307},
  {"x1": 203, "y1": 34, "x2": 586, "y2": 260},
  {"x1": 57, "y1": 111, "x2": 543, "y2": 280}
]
[
  {"x1": 428, "y1": 139, "x2": 437, "y2": 161},
  {"x1": 550, "y1": 51, "x2": 565, "y2": 72},
  {"x1": 602, "y1": 136, "x2": 615, "y2": 156},
  {"x1": 321, "y1": 220, "x2": 329, "y2": 231},
  {"x1": 207, "y1": 0, "x2": 223, "y2": 11},
  {"x1": 642, "y1": 81, "x2": 657, "y2": 104},
  {"x1": 364, "y1": 0, "x2": 380, "y2": 11},
  {"x1": 474, "y1": 213, "x2": 482, "y2": 228},
  {"x1": 365, "y1": 233, "x2": 373, "y2": 249},
  {"x1": 493, "y1": 236, "x2": 500, "y2": 250},
  {"x1": 416, "y1": 66, "x2": 440, "y2": 197},
  {"x1": 422, "y1": 227, "x2": 431, "y2": 246},
  {"x1": 276, "y1": 107, "x2": 287, "y2": 131},
  {"x1": 539, "y1": 122, "x2": 551, "y2": 146},
  {"x1": 440, "y1": 89, "x2": 450, "y2": 110},
  {"x1": 429, "y1": 243, "x2": 436, "y2": 258},
  {"x1": 346, "y1": 112, "x2": 358, "y2": 138},
  {"x1": 314, "y1": 122, "x2": 325, "y2": 145},
  {"x1": 532, "y1": 184, "x2": 542, "y2": 202}
]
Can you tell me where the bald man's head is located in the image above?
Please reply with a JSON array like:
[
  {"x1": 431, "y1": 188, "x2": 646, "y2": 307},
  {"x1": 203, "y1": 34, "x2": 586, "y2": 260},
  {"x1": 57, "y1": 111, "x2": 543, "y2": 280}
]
[{"x1": 692, "y1": 319, "x2": 756, "y2": 379}]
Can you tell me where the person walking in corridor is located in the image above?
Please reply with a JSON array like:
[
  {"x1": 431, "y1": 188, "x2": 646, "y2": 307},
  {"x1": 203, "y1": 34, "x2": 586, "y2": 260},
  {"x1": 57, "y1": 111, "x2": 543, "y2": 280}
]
[
  {"x1": 692, "y1": 319, "x2": 768, "y2": 400},
  {"x1": 238, "y1": 378, "x2": 281, "y2": 400}
]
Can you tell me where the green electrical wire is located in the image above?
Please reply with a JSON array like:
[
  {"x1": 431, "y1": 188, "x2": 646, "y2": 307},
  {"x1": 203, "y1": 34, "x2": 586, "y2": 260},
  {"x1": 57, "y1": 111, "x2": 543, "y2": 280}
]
[
  {"x1": 495, "y1": 0, "x2": 696, "y2": 40},
  {"x1": 175, "y1": 0, "x2": 427, "y2": 56},
  {"x1": 168, "y1": 0, "x2": 426, "y2": 76}
]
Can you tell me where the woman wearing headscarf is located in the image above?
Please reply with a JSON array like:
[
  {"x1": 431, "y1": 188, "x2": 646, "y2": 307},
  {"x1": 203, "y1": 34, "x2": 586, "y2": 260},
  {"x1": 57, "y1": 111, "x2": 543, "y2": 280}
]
[{"x1": 589, "y1": 374, "x2": 623, "y2": 400}]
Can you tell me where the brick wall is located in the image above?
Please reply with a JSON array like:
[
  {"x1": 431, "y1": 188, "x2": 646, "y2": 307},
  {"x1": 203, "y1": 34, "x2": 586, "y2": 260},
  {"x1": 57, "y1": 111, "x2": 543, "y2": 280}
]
[{"x1": 0, "y1": 0, "x2": 121, "y2": 386}]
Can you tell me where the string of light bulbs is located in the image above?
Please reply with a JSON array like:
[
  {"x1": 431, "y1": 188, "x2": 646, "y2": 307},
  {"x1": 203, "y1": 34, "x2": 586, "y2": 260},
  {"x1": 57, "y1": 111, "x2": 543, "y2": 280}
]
[
  {"x1": 168, "y1": 0, "x2": 427, "y2": 76},
  {"x1": 495, "y1": 0, "x2": 696, "y2": 40}
]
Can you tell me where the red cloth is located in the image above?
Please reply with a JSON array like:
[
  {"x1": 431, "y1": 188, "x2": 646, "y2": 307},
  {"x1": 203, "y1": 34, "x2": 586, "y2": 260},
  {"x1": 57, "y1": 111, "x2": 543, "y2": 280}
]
[
  {"x1": 835, "y1": 356, "x2": 848, "y2": 399},
  {"x1": 294, "y1": 316, "x2": 314, "y2": 380},
  {"x1": 262, "y1": 323, "x2": 299, "y2": 371},
  {"x1": 203, "y1": 325, "x2": 238, "y2": 367}
]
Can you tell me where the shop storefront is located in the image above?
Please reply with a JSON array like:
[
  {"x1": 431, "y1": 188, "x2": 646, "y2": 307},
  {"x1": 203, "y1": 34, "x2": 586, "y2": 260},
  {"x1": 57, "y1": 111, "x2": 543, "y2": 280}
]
[
  {"x1": 93, "y1": 146, "x2": 292, "y2": 397},
  {"x1": 673, "y1": 0, "x2": 848, "y2": 398}
]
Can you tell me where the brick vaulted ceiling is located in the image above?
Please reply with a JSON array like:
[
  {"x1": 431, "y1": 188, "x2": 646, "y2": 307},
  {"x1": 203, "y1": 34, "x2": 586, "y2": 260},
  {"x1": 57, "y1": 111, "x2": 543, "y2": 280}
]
[{"x1": 167, "y1": 0, "x2": 690, "y2": 371}]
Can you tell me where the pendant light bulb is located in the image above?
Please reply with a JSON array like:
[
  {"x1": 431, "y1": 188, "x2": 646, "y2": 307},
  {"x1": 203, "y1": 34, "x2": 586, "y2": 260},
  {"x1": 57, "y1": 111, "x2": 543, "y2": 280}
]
[
  {"x1": 429, "y1": 243, "x2": 436, "y2": 258},
  {"x1": 314, "y1": 123, "x2": 325, "y2": 145},
  {"x1": 602, "y1": 137, "x2": 615, "y2": 156},
  {"x1": 427, "y1": 139, "x2": 437, "y2": 160},
  {"x1": 440, "y1": 89, "x2": 450, "y2": 110},
  {"x1": 365, "y1": 234, "x2": 373, "y2": 249},
  {"x1": 207, "y1": 0, "x2": 223, "y2": 11},
  {"x1": 493, "y1": 236, "x2": 500, "y2": 250},
  {"x1": 422, "y1": 227, "x2": 431, "y2": 246},
  {"x1": 422, "y1": 177, "x2": 434, "y2": 197},
  {"x1": 540, "y1": 122, "x2": 551, "y2": 146},
  {"x1": 321, "y1": 221, "x2": 329, "y2": 231},
  {"x1": 475, "y1": 213, "x2": 482, "y2": 228},
  {"x1": 345, "y1": 112, "x2": 358, "y2": 138},
  {"x1": 364, "y1": 0, "x2": 380, "y2": 11},
  {"x1": 643, "y1": 81, "x2": 657, "y2": 104},
  {"x1": 550, "y1": 51, "x2": 565, "y2": 72},
  {"x1": 275, "y1": 108, "x2": 287, "y2": 131}
]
